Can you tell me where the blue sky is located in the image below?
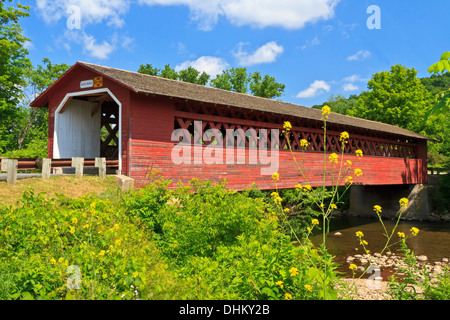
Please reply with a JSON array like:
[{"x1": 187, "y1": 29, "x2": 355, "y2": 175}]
[{"x1": 20, "y1": 0, "x2": 449, "y2": 107}]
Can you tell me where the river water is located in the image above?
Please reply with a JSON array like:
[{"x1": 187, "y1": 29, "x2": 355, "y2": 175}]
[{"x1": 309, "y1": 215, "x2": 450, "y2": 277}]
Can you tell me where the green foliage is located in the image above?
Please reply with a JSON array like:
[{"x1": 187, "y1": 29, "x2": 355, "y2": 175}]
[
  {"x1": 388, "y1": 238, "x2": 450, "y2": 300},
  {"x1": 138, "y1": 63, "x2": 286, "y2": 99},
  {"x1": 0, "y1": 190, "x2": 194, "y2": 300},
  {"x1": 348, "y1": 65, "x2": 434, "y2": 133},
  {"x1": 178, "y1": 66, "x2": 210, "y2": 85},
  {"x1": 249, "y1": 72, "x2": 286, "y2": 99},
  {"x1": 124, "y1": 179, "x2": 335, "y2": 300},
  {"x1": 210, "y1": 67, "x2": 249, "y2": 93},
  {"x1": 0, "y1": 1, "x2": 31, "y2": 153},
  {"x1": 312, "y1": 94, "x2": 358, "y2": 116}
]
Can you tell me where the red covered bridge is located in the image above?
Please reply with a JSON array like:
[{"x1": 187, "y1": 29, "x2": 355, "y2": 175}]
[{"x1": 30, "y1": 62, "x2": 430, "y2": 190}]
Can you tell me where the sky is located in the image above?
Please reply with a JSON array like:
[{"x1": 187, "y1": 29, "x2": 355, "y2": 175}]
[{"x1": 18, "y1": 0, "x2": 450, "y2": 107}]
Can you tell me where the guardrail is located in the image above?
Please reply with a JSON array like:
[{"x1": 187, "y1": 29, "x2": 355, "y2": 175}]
[{"x1": 0, "y1": 157, "x2": 119, "y2": 185}]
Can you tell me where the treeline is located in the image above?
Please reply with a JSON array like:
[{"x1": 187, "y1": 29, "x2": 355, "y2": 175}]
[
  {"x1": 138, "y1": 64, "x2": 286, "y2": 99},
  {"x1": 312, "y1": 65, "x2": 450, "y2": 168}
]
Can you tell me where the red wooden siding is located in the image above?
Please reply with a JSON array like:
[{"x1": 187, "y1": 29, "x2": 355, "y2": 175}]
[{"x1": 129, "y1": 140, "x2": 426, "y2": 189}]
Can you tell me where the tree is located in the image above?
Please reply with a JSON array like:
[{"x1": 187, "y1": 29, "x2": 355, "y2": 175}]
[
  {"x1": 138, "y1": 63, "x2": 286, "y2": 99},
  {"x1": 160, "y1": 64, "x2": 178, "y2": 80},
  {"x1": 16, "y1": 58, "x2": 71, "y2": 151},
  {"x1": 137, "y1": 63, "x2": 159, "y2": 76},
  {"x1": 249, "y1": 72, "x2": 285, "y2": 99},
  {"x1": 210, "y1": 68, "x2": 285, "y2": 99},
  {"x1": 178, "y1": 66, "x2": 210, "y2": 85},
  {"x1": 427, "y1": 52, "x2": 450, "y2": 116},
  {"x1": 0, "y1": 0, "x2": 31, "y2": 153},
  {"x1": 312, "y1": 94, "x2": 358, "y2": 115},
  {"x1": 348, "y1": 65, "x2": 434, "y2": 133},
  {"x1": 211, "y1": 68, "x2": 249, "y2": 93}
]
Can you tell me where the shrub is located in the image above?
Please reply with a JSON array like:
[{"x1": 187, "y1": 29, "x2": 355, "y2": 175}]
[{"x1": 0, "y1": 190, "x2": 194, "y2": 300}]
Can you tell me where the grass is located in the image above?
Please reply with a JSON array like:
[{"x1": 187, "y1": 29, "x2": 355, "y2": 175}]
[{"x1": 0, "y1": 176, "x2": 118, "y2": 207}]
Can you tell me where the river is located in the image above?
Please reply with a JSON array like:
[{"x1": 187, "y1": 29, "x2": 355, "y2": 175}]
[{"x1": 309, "y1": 215, "x2": 450, "y2": 278}]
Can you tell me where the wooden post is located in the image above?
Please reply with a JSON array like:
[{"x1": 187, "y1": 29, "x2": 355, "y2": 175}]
[
  {"x1": 42, "y1": 158, "x2": 52, "y2": 179},
  {"x1": 95, "y1": 157, "x2": 106, "y2": 179},
  {"x1": 7, "y1": 159, "x2": 18, "y2": 185},
  {"x1": 72, "y1": 157, "x2": 84, "y2": 178}
]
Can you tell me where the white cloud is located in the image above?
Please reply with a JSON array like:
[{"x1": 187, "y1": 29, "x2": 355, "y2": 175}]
[
  {"x1": 175, "y1": 56, "x2": 229, "y2": 77},
  {"x1": 342, "y1": 83, "x2": 358, "y2": 92},
  {"x1": 296, "y1": 80, "x2": 330, "y2": 98},
  {"x1": 347, "y1": 50, "x2": 371, "y2": 61},
  {"x1": 300, "y1": 36, "x2": 321, "y2": 50},
  {"x1": 233, "y1": 41, "x2": 284, "y2": 66},
  {"x1": 36, "y1": 0, "x2": 130, "y2": 27},
  {"x1": 341, "y1": 74, "x2": 368, "y2": 91},
  {"x1": 138, "y1": 0, "x2": 340, "y2": 30},
  {"x1": 63, "y1": 30, "x2": 120, "y2": 59}
]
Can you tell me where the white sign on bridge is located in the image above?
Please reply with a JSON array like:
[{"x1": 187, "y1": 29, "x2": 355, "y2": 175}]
[{"x1": 80, "y1": 80, "x2": 94, "y2": 89}]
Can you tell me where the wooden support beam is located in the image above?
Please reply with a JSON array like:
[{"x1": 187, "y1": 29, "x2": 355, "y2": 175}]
[{"x1": 59, "y1": 96, "x2": 73, "y2": 114}]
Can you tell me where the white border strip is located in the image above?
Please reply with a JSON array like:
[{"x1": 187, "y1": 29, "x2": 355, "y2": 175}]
[{"x1": 53, "y1": 88, "x2": 122, "y2": 172}]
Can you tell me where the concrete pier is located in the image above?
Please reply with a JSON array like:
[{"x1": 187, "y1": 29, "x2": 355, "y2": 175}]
[{"x1": 349, "y1": 184, "x2": 432, "y2": 221}]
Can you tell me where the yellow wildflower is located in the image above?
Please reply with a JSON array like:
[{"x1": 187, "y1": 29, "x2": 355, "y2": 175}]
[
  {"x1": 321, "y1": 105, "x2": 331, "y2": 120},
  {"x1": 275, "y1": 281, "x2": 284, "y2": 289},
  {"x1": 69, "y1": 226, "x2": 75, "y2": 234},
  {"x1": 272, "y1": 172, "x2": 280, "y2": 181},
  {"x1": 289, "y1": 267, "x2": 299, "y2": 277},
  {"x1": 349, "y1": 264, "x2": 357, "y2": 271},
  {"x1": 304, "y1": 285, "x2": 313, "y2": 292},
  {"x1": 355, "y1": 150, "x2": 363, "y2": 158},
  {"x1": 330, "y1": 204, "x2": 337, "y2": 210},
  {"x1": 345, "y1": 160, "x2": 353, "y2": 166},
  {"x1": 295, "y1": 184, "x2": 302, "y2": 191},
  {"x1": 98, "y1": 250, "x2": 106, "y2": 257},
  {"x1": 373, "y1": 205, "x2": 382, "y2": 214},
  {"x1": 115, "y1": 239, "x2": 122, "y2": 246},
  {"x1": 58, "y1": 257, "x2": 64, "y2": 263},
  {"x1": 312, "y1": 219, "x2": 319, "y2": 226},
  {"x1": 354, "y1": 168, "x2": 363, "y2": 177},
  {"x1": 360, "y1": 240, "x2": 368, "y2": 246},
  {"x1": 329, "y1": 153, "x2": 338, "y2": 164},
  {"x1": 71, "y1": 217, "x2": 78, "y2": 224},
  {"x1": 399, "y1": 198, "x2": 409, "y2": 209},
  {"x1": 285, "y1": 293, "x2": 292, "y2": 300},
  {"x1": 50, "y1": 258, "x2": 56, "y2": 265},
  {"x1": 300, "y1": 139, "x2": 309, "y2": 148},
  {"x1": 340, "y1": 131, "x2": 349, "y2": 143},
  {"x1": 320, "y1": 203, "x2": 325, "y2": 208},
  {"x1": 345, "y1": 176, "x2": 353, "y2": 184},
  {"x1": 307, "y1": 227, "x2": 312, "y2": 232},
  {"x1": 283, "y1": 121, "x2": 292, "y2": 132},
  {"x1": 410, "y1": 227, "x2": 419, "y2": 236},
  {"x1": 398, "y1": 232, "x2": 406, "y2": 238},
  {"x1": 283, "y1": 208, "x2": 290, "y2": 213},
  {"x1": 132, "y1": 272, "x2": 139, "y2": 278},
  {"x1": 356, "y1": 231, "x2": 364, "y2": 238},
  {"x1": 303, "y1": 185, "x2": 312, "y2": 192}
]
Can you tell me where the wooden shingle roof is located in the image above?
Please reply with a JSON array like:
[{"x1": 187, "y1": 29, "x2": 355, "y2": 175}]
[{"x1": 35, "y1": 61, "x2": 432, "y2": 141}]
